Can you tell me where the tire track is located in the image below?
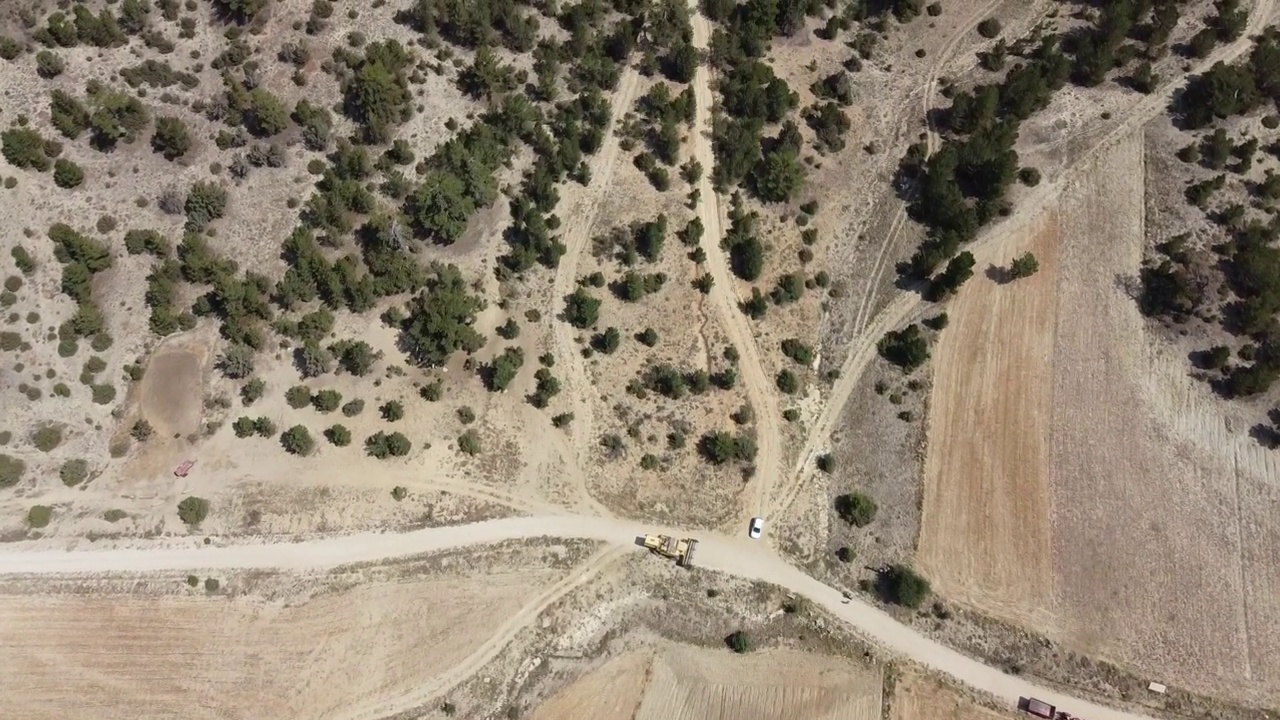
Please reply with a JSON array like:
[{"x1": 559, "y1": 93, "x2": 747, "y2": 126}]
[
  {"x1": 338, "y1": 546, "x2": 627, "y2": 720},
  {"x1": 688, "y1": 7, "x2": 784, "y2": 527},
  {"x1": 548, "y1": 67, "x2": 643, "y2": 514},
  {"x1": 775, "y1": 0, "x2": 1277, "y2": 517},
  {"x1": 852, "y1": 0, "x2": 1014, "y2": 339}
]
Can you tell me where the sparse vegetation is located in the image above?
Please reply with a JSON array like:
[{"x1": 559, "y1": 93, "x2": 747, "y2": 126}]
[{"x1": 177, "y1": 496, "x2": 209, "y2": 526}]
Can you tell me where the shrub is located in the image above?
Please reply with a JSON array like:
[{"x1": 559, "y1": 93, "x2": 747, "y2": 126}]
[
  {"x1": 1009, "y1": 252, "x2": 1039, "y2": 279},
  {"x1": 177, "y1": 496, "x2": 209, "y2": 526},
  {"x1": 458, "y1": 429, "x2": 482, "y2": 455},
  {"x1": 2, "y1": 126, "x2": 52, "y2": 171},
  {"x1": 877, "y1": 324, "x2": 929, "y2": 372},
  {"x1": 218, "y1": 344, "x2": 255, "y2": 379},
  {"x1": 365, "y1": 430, "x2": 411, "y2": 458},
  {"x1": 816, "y1": 453, "x2": 834, "y2": 473},
  {"x1": 419, "y1": 380, "x2": 442, "y2": 402},
  {"x1": 380, "y1": 400, "x2": 404, "y2": 421},
  {"x1": 91, "y1": 383, "x2": 116, "y2": 405},
  {"x1": 104, "y1": 509, "x2": 127, "y2": 523},
  {"x1": 776, "y1": 369, "x2": 799, "y2": 394},
  {"x1": 392, "y1": 485, "x2": 408, "y2": 500},
  {"x1": 341, "y1": 399, "x2": 365, "y2": 416},
  {"x1": 11, "y1": 246, "x2": 35, "y2": 275},
  {"x1": 312, "y1": 389, "x2": 342, "y2": 412},
  {"x1": 36, "y1": 50, "x2": 65, "y2": 78},
  {"x1": 131, "y1": 418, "x2": 154, "y2": 441},
  {"x1": 725, "y1": 630, "x2": 752, "y2": 653},
  {"x1": 0, "y1": 453, "x2": 25, "y2": 487},
  {"x1": 27, "y1": 505, "x2": 53, "y2": 528},
  {"x1": 780, "y1": 338, "x2": 814, "y2": 365},
  {"x1": 240, "y1": 378, "x2": 265, "y2": 404},
  {"x1": 152, "y1": 116, "x2": 192, "y2": 159},
  {"x1": 32, "y1": 424, "x2": 62, "y2": 452},
  {"x1": 281, "y1": 425, "x2": 315, "y2": 455},
  {"x1": 835, "y1": 492, "x2": 878, "y2": 527},
  {"x1": 881, "y1": 564, "x2": 931, "y2": 608},
  {"x1": 976, "y1": 17, "x2": 1002, "y2": 38},
  {"x1": 285, "y1": 385, "x2": 312, "y2": 408},
  {"x1": 184, "y1": 180, "x2": 228, "y2": 232},
  {"x1": 324, "y1": 424, "x2": 352, "y2": 446},
  {"x1": 232, "y1": 416, "x2": 257, "y2": 438},
  {"x1": 53, "y1": 158, "x2": 84, "y2": 188},
  {"x1": 922, "y1": 313, "x2": 949, "y2": 331},
  {"x1": 59, "y1": 458, "x2": 89, "y2": 486}
]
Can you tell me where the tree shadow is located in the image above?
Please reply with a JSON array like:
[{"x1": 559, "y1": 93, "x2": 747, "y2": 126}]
[
  {"x1": 1248, "y1": 423, "x2": 1280, "y2": 449},
  {"x1": 985, "y1": 263, "x2": 1013, "y2": 285}
]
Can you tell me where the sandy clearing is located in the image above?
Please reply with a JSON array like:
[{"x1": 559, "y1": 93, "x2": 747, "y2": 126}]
[
  {"x1": 892, "y1": 670, "x2": 1014, "y2": 720},
  {"x1": 918, "y1": 209, "x2": 1059, "y2": 623},
  {"x1": 531, "y1": 649, "x2": 656, "y2": 720},
  {"x1": 139, "y1": 343, "x2": 205, "y2": 438},
  {"x1": 0, "y1": 568, "x2": 561, "y2": 720}
]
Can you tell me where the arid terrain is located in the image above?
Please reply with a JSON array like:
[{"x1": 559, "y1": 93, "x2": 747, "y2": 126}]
[{"x1": 1, "y1": 0, "x2": 1280, "y2": 717}]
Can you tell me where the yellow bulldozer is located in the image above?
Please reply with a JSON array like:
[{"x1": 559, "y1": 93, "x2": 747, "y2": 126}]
[{"x1": 643, "y1": 534, "x2": 698, "y2": 567}]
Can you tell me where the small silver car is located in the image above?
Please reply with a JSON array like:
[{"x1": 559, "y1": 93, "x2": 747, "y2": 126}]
[{"x1": 748, "y1": 517, "x2": 764, "y2": 539}]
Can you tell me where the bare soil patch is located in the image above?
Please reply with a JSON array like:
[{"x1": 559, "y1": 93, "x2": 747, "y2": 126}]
[
  {"x1": 0, "y1": 565, "x2": 566, "y2": 720},
  {"x1": 534, "y1": 642, "x2": 882, "y2": 720},
  {"x1": 891, "y1": 669, "x2": 1014, "y2": 720},
  {"x1": 139, "y1": 341, "x2": 205, "y2": 438},
  {"x1": 918, "y1": 208, "x2": 1059, "y2": 623}
]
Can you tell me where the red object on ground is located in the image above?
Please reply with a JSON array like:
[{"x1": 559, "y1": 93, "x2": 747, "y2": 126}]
[{"x1": 174, "y1": 460, "x2": 195, "y2": 477}]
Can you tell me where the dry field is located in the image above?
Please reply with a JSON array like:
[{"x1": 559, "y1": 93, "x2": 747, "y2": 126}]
[
  {"x1": 891, "y1": 670, "x2": 1014, "y2": 720},
  {"x1": 921, "y1": 129, "x2": 1280, "y2": 704},
  {"x1": 917, "y1": 207, "x2": 1058, "y2": 625},
  {"x1": 0, "y1": 538, "x2": 605, "y2": 720},
  {"x1": 533, "y1": 642, "x2": 883, "y2": 720}
]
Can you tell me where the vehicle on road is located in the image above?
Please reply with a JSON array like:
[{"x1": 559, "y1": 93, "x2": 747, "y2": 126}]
[
  {"x1": 1020, "y1": 698, "x2": 1056, "y2": 719},
  {"x1": 642, "y1": 534, "x2": 698, "y2": 567},
  {"x1": 748, "y1": 517, "x2": 764, "y2": 539}
]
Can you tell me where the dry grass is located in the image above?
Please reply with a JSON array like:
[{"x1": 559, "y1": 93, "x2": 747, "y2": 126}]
[
  {"x1": 0, "y1": 567, "x2": 565, "y2": 720},
  {"x1": 918, "y1": 208, "x2": 1058, "y2": 623},
  {"x1": 891, "y1": 670, "x2": 1013, "y2": 720},
  {"x1": 923, "y1": 129, "x2": 1280, "y2": 705},
  {"x1": 534, "y1": 643, "x2": 882, "y2": 720}
]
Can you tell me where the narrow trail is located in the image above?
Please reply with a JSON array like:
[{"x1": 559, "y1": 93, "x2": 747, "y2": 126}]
[
  {"x1": 547, "y1": 67, "x2": 643, "y2": 516},
  {"x1": 689, "y1": 7, "x2": 785, "y2": 528},
  {"x1": 0, "y1": 515, "x2": 1158, "y2": 720},
  {"x1": 773, "y1": 0, "x2": 1278, "y2": 517},
  {"x1": 550, "y1": 68, "x2": 644, "y2": 449},
  {"x1": 338, "y1": 546, "x2": 627, "y2": 720}
]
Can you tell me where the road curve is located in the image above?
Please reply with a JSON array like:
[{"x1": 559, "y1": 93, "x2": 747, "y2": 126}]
[{"x1": 0, "y1": 515, "x2": 1153, "y2": 720}]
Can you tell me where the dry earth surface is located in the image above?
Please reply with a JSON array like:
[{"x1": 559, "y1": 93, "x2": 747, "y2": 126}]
[{"x1": 920, "y1": 128, "x2": 1280, "y2": 706}]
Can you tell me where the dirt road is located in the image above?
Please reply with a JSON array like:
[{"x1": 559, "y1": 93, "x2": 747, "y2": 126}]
[
  {"x1": 688, "y1": 6, "x2": 783, "y2": 526},
  {"x1": 0, "y1": 516, "x2": 1152, "y2": 720}
]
